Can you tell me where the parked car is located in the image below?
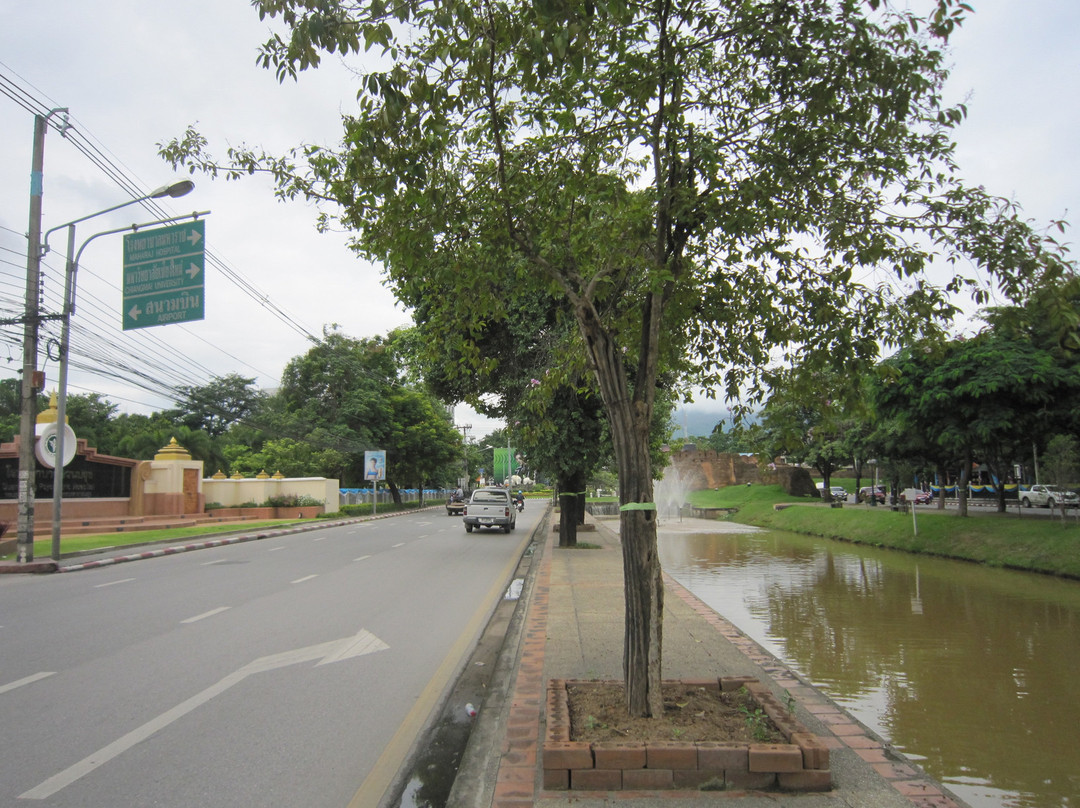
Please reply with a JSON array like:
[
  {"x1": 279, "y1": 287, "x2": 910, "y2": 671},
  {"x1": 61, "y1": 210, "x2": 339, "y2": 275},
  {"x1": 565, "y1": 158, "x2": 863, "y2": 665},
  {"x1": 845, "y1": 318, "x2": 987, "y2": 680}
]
[
  {"x1": 462, "y1": 487, "x2": 517, "y2": 533},
  {"x1": 858, "y1": 486, "x2": 886, "y2": 504},
  {"x1": 816, "y1": 483, "x2": 848, "y2": 501},
  {"x1": 1019, "y1": 484, "x2": 1079, "y2": 509}
]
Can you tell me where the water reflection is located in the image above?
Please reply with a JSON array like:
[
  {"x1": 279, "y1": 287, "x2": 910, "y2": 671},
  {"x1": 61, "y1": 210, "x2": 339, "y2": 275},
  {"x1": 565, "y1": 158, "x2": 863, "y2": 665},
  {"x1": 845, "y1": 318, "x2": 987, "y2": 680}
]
[{"x1": 659, "y1": 530, "x2": 1080, "y2": 808}]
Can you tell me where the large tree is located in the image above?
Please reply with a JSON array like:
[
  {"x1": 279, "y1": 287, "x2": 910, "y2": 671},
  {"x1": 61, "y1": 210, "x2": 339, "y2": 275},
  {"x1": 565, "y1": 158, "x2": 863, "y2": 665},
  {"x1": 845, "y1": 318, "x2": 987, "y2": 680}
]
[
  {"x1": 276, "y1": 326, "x2": 462, "y2": 489},
  {"x1": 872, "y1": 332, "x2": 1080, "y2": 513},
  {"x1": 163, "y1": 0, "x2": 1072, "y2": 717},
  {"x1": 162, "y1": 373, "x2": 266, "y2": 439},
  {"x1": 760, "y1": 369, "x2": 857, "y2": 502}
]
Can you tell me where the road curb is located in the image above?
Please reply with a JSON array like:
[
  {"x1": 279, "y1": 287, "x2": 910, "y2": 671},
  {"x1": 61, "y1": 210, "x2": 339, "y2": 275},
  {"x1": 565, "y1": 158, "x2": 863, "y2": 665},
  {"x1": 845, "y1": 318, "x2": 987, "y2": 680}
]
[{"x1": 443, "y1": 508, "x2": 551, "y2": 808}]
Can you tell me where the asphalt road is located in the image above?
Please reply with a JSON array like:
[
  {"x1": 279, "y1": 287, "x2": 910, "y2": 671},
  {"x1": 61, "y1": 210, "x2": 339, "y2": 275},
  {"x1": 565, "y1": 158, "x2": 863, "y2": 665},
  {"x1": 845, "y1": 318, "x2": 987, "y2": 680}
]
[{"x1": 0, "y1": 506, "x2": 537, "y2": 807}]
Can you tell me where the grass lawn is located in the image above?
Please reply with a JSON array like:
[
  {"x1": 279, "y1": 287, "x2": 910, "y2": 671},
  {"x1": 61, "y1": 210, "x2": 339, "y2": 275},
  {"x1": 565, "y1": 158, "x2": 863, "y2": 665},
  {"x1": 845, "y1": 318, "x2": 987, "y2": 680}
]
[
  {"x1": 687, "y1": 484, "x2": 1080, "y2": 580},
  {"x1": 22, "y1": 520, "x2": 303, "y2": 558}
]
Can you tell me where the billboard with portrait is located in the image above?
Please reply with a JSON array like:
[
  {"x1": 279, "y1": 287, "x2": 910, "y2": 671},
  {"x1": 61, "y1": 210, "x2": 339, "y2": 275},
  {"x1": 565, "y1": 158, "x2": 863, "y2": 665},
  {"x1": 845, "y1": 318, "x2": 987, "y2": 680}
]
[{"x1": 364, "y1": 450, "x2": 386, "y2": 481}]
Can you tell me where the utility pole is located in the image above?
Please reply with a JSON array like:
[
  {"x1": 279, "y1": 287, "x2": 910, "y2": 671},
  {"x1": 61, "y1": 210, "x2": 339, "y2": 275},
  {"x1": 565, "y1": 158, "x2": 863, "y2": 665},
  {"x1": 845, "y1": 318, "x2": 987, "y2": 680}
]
[{"x1": 15, "y1": 108, "x2": 67, "y2": 563}]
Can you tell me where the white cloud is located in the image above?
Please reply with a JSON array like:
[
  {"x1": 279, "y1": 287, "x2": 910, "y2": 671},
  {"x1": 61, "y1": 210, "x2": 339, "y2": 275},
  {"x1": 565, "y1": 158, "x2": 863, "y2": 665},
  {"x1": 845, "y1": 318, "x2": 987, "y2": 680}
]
[{"x1": 1, "y1": 0, "x2": 1075, "y2": 428}]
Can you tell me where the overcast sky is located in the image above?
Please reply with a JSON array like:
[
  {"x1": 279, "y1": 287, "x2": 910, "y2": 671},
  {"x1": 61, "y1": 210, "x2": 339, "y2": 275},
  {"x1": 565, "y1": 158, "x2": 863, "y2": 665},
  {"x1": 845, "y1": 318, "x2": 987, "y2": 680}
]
[{"x1": 2, "y1": 0, "x2": 1078, "y2": 441}]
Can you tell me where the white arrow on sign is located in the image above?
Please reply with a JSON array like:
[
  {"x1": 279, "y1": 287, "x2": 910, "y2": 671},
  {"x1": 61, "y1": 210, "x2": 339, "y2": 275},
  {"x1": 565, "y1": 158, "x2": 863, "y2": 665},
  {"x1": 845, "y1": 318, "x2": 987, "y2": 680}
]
[
  {"x1": 185, "y1": 262, "x2": 202, "y2": 280},
  {"x1": 187, "y1": 228, "x2": 202, "y2": 247},
  {"x1": 127, "y1": 303, "x2": 142, "y2": 322},
  {"x1": 20, "y1": 629, "x2": 389, "y2": 800}
]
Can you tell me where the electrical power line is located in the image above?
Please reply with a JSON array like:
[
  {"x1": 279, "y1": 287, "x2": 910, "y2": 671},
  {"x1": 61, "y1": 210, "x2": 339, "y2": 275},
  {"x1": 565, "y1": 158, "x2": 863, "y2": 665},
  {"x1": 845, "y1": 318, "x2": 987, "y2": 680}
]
[{"x1": 0, "y1": 63, "x2": 327, "y2": 413}]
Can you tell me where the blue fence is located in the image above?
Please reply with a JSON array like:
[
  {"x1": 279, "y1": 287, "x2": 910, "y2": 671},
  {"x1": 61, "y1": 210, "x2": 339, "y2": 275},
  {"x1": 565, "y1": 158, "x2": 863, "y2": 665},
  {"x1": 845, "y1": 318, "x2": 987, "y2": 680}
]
[{"x1": 339, "y1": 488, "x2": 449, "y2": 506}]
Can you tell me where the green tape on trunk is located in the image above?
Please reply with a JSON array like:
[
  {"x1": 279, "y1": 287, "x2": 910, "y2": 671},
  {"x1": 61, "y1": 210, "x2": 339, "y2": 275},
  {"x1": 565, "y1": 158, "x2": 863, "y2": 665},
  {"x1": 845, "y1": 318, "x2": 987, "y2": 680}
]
[{"x1": 619, "y1": 502, "x2": 657, "y2": 511}]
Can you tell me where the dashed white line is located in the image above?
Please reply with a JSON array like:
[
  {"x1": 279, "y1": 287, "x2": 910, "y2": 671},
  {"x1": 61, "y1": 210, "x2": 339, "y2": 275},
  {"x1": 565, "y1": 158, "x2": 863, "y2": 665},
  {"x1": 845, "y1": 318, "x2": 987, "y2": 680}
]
[
  {"x1": 354, "y1": 555, "x2": 371, "y2": 562},
  {"x1": 312, "y1": 537, "x2": 328, "y2": 542},
  {"x1": 94, "y1": 578, "x2": 135, "y2": 588},
  {"x1": 201, "y1": 558, "x2": 228, "y2": 566},
  {"x1": 0, "y1": 671, "x2": 55, "y2": 696},
  {"x1": 181, "y1": 607, "x2": 231, "y2": 624},
  {"x1": 268, "y1": 546, "x2": 286, "y2": 552},
  {"x1": 392, "y1": 542, "x2": 406, "y2": 548},
  {"x1": 291, "y1": 574, "x2": 318, "y2": 584}
]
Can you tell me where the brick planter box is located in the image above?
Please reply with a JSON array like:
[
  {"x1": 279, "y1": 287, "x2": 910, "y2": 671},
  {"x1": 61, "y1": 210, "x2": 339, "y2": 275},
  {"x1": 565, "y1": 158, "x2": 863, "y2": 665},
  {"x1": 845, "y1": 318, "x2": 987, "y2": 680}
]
[{"x1": 543, "y1": 676, "x2": 831, "y2": 793}]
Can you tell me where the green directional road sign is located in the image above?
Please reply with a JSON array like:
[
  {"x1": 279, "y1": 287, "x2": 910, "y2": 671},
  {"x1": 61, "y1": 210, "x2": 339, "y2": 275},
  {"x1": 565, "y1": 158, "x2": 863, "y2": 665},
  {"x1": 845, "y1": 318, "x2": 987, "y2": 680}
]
[{"x1": 122, "y1": 220, "x2": 205, "y2": 330}]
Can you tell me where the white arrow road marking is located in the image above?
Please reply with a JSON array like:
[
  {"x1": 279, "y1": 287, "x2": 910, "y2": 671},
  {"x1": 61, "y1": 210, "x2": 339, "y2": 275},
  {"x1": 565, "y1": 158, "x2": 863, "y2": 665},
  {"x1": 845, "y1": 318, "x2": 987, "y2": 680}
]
[
  {"x1": 19, "y1": 629, "x2": 388, "y2": 800},
  {"x1": 0, "y1": 672, "x2": 55, "y2": 696}
]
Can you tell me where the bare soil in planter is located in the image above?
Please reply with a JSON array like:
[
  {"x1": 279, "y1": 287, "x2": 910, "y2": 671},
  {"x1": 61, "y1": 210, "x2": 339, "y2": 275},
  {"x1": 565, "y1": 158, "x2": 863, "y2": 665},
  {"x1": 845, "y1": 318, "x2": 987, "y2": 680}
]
[{"x1": 568, "y1": 682, "x2": 786, "y2": 744}]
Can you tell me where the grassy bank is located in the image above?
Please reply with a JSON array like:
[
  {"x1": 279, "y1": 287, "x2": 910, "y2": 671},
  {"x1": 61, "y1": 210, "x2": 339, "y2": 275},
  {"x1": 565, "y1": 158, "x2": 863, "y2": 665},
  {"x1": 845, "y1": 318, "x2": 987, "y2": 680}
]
[
  {"x1": 687, "y1": 485, "x2": 1080, "y2": 580},
  {"x1": 18, "y1": 520, "x2": 301, "y2": 558},
  {"x1": 6, "y1": 502, "x2": 440, "y2": 561}
]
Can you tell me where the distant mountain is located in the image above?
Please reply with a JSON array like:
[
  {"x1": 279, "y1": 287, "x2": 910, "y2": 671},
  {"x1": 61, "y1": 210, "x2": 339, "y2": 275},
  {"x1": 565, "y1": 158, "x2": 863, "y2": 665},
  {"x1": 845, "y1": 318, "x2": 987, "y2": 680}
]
[
  {"x1": 669, "y1": 407, "x2": 729, "y2": 439},
  {"x1": 669, "y1": 406, "x2": 759, "y2": 440}
]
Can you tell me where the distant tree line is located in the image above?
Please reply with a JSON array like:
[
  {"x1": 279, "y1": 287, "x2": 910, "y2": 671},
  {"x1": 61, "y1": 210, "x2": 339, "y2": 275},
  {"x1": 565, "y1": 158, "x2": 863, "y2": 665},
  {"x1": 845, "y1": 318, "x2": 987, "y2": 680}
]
[
  {"x1": 689, "y1": 290, "x2": 1080, "y2": 515},
  {"x1": 0, "y1": 326, "x2": 465, "y2": 503}
]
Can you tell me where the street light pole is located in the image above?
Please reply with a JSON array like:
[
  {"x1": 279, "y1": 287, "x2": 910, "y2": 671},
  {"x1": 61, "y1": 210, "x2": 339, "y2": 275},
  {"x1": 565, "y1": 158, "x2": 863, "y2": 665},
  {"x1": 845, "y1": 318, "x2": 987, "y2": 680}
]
[{"x1": 40, "y1": 180, "x2": 195, "y2": 560}]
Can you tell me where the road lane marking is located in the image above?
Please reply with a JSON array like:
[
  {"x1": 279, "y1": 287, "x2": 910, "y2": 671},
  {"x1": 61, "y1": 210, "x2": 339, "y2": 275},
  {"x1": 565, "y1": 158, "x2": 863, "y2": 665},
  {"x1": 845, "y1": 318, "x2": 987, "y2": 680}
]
[
  {"x1": 354, "y1": 555, "x2": 371, "y2": 562},
  {"x1": 201, "y1": 558, "x2": 228, "y2": 566},
  {"x1": 268, "y1": 546, "x2": 286, "y2": 552},
  {"x1": 19, "y1": 629, "x2": 388, "y2": 800},
  {"x1": 291, "y1": 574, "x2": 318, "y2": 584},
  {"x1": 181, "y1": 607, "x2": 231, "y2": 624},
  {"x1": 312, "y1": 536, "x2": 328, "y2": 542},
  {"x1": 392, "y1": 542, "x2": 406, "y2": 548},
  {"x1": 94, "y1": 578, "x2": 135, "y2": 588},
  {"x1": 347, "y1": 530, "x2": 531, "y2": 808},
  {"x1": 0, "y1": 671, "x2": 55, "y2": 696}
]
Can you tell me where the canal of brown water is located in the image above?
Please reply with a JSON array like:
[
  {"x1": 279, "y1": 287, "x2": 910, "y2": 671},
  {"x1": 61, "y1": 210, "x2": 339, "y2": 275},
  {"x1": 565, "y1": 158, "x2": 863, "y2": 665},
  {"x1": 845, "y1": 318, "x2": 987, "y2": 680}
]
[{"x1": 659, "y1": 527, "x2": 1080, "y2": 808}]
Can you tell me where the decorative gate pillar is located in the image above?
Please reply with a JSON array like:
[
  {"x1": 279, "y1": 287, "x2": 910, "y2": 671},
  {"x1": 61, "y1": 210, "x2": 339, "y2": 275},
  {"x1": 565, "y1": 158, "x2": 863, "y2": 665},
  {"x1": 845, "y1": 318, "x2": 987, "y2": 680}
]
[{"x1": 142, "y1": 438, "x2": 204, "y2": 516}]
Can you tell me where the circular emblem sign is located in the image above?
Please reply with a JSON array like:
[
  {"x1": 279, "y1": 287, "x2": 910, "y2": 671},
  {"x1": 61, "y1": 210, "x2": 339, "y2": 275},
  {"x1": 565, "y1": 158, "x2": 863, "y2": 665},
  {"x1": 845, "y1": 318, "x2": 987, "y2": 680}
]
[{"x1": 35, "y1": 422, "x2": 78, "y2": 469}]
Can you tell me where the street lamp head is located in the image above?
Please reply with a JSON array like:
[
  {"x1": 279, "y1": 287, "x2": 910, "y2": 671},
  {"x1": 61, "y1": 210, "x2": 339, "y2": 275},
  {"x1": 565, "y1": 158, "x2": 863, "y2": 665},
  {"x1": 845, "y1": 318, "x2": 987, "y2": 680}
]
[{"x1": 149, "y1": 179, "x2": 195, "y2": 199}]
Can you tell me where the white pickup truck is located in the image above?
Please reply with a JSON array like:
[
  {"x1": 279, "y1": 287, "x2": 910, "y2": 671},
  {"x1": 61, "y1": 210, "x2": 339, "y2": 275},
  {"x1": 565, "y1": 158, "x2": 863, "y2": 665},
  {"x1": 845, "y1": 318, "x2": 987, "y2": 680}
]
[
  {"x1": 1018, "y1": 484, "x2": 1079, "y2": 509},
  {"x1": 463, "y1": 487, "x2": 517, "y2": 533}
]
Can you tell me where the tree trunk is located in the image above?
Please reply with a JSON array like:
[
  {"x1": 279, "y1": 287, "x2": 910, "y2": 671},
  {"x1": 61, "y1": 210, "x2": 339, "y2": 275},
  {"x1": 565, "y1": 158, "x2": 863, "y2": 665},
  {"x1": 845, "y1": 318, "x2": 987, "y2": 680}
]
[
  {"x1": 575, "y1": 299, "x2": 664, "y2": 718},
  {"x1": 614, "y1": 427, "x2": 664, "y2": 719},
  {"x1": 936, "y1": 463, "x2": 947, "y2": 510},
  {"x1": 984, "y1": 459, "x2": 1006, "y2": 513},
  {"x1": 556, "y1": 471, "x2": 583, "y2": 548},
  {"x1": 957, "y1": 452, "x2": 970, "y2": 517}
]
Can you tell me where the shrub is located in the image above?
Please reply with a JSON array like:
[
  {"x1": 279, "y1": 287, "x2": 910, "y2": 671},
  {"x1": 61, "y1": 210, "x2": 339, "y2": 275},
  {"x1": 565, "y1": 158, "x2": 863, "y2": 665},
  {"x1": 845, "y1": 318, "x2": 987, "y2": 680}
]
[{"x1": 264, "y1": 494, "x2": 325, "y2": 508}]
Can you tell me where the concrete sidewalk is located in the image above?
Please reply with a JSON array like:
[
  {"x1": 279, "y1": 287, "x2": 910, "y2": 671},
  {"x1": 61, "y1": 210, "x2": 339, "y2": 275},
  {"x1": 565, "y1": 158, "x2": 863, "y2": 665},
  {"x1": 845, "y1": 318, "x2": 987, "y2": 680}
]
[{"x1": 450, "y1": 511, "x2": 969, "y2": 808}]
